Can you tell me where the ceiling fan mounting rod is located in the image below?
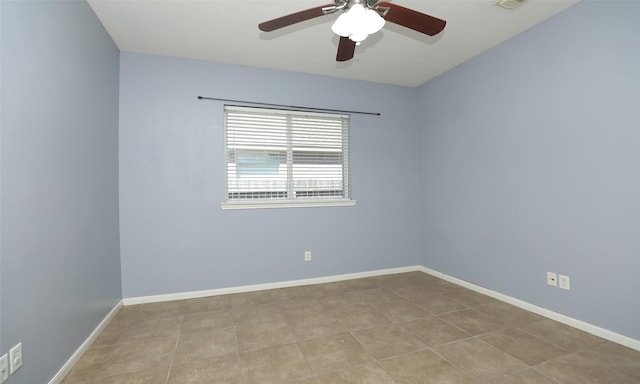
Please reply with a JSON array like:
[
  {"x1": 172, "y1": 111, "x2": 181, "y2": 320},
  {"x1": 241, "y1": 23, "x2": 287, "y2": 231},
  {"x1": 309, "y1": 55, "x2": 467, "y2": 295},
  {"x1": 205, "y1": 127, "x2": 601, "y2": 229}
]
[
  {"x1": 346, "y1": 0, "x2": 367, "y2": 9},
  {"x1": 332, "y1": 0, "x2": 380, "y2": 11},
  {"x1": 332, "y1": 0, "x2": 388, "y2": 17}
]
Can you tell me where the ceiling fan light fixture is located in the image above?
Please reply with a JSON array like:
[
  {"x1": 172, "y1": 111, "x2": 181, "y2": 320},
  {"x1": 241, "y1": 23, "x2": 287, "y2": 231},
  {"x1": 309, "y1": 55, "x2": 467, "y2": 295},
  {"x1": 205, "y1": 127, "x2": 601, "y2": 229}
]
[
  {"x1": 331, "y1": 3, "x2": 385, "y2": 44},
  {"x1": 258, "y1": 1, "x2": 446, "y2": 62}
]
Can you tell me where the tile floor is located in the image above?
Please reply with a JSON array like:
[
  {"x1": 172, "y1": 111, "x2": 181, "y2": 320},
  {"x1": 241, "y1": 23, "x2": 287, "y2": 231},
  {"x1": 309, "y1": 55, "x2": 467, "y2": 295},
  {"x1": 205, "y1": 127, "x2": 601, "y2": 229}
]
[{"x1": 61, "y1": 272, "x2": 640, "y2": 384}]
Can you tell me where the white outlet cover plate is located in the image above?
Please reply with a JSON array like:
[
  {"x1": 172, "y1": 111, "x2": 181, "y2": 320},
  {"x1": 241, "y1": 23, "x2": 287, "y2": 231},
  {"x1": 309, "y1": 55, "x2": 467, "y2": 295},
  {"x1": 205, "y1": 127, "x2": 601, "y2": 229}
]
[
  {"x1": 0, "y1": 353, "x2": 8, "y2": 383},
  {"x1": 559, "y1": 275, "x2": 570, "y2": 290},
  {"x1": 9, "y1": 342, "x2": 22, "y2": 374},
  {"x1": 547, "y1": 272, "x2": 557, "y2": 287}
]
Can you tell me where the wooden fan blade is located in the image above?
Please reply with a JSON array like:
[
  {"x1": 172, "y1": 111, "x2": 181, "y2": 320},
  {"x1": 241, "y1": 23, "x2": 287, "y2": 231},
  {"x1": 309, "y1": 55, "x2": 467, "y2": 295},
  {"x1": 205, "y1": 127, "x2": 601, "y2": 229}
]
[
  {"x1": 376, "y1": 2, "x2": 446, "y2": 36},
  {"x1": 336, "y1": 36, "x2": 356, "y2": 61},
  {"x1": 259, "y1": 4, "x2": 336, "y2": 32}
]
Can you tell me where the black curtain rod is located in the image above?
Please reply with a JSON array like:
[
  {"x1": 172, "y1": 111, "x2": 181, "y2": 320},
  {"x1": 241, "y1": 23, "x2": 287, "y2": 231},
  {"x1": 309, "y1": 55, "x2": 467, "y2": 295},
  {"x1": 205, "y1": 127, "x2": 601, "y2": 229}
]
[{"x1": 197, "y1": 96, "x2": 381, "y2": 116}]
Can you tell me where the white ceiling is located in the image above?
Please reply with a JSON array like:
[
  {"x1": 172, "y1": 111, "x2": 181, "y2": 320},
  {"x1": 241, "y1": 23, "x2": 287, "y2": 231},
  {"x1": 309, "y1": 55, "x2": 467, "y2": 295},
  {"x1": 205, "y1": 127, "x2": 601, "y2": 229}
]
[{"x1": 87, "y1": 0, "x2": 580, "y2": 87}]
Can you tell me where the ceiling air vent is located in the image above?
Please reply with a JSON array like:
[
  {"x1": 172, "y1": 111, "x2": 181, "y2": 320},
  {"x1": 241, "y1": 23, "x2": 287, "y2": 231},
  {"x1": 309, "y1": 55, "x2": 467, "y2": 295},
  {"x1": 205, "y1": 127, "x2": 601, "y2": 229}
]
[{"x1": 495, "y1": 0, "x2": 527, "y2": 10}]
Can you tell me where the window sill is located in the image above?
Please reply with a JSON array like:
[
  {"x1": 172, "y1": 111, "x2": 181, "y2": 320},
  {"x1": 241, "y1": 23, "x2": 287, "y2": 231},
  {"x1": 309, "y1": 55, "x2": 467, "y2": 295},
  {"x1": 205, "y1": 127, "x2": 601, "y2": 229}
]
[{"x1": 221, "y1": 199, "x2": 357, "y2": 210}]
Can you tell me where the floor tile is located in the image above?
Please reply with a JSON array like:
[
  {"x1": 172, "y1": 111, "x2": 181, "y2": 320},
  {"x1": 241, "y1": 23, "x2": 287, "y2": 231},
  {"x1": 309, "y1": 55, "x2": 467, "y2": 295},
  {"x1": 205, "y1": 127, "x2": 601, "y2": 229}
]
[
  {"x1": 180, "y1": 309, "x2": 234, "y2": 334},
  {"x1": 351, "y1": 288, "x2": 404, "y2": 307},
  {"x1": 369, "y1": 298, "x2": 431, "y2": 323},
  {"x1": 444, "y1": 289, "x2": 497, "y2": 307},
  {"x1": 182, "y1": 295, "x2": 231, "y2": 313},
  {"x1": 411, "y1": 294, "x2": 468, "y2": 315},
  {"x1": 398, "y1": 316, "x2": 471, "y2": 347},
  {"x1": 480, "y1": 328, "x2": 568, "y2": 365},
  {"x1": 338, "y1": 278, "x2": 380, "y2": 292},
  {"x1": 174, "y1": 327, "x2": 237, "y2": 363},
  {"x1": 61, "y1": 374, "x2": 93, "y2": 384},
  {"x1": 304, "y1": 282, "x2": 351, "y2": 299},
  {"x1": 232, "y1": 302, "x2": 286, "y2": 326},
  {"x1": 286, "y1": 311, "x2": 347, "y2": 341},
  {"x1": 236, "y1": 319, "x2": 295, "y2": 351},
  {"x1": 333, "y1": 308, "x2": 391, "y2": 331},
  {"x1": 92, "y1": 321, "x2": 126, "y2": 349},
  {"x1": 474, "y1": 301, "x2": 544, "y2": 327},
  {"x1": 286, "y1": 377, "x2": 320, "y2": 384},
  {"x1": 488, "y1": 368, "x2": 559, "y2": 384},
  {"x1": 316, "y1": 362, "x2": 396, "y2": 384},
  {"x1": 168, "y1": 353, "x2": 242, "y2": 384},
  {"x1": 535, "y1": 349, "x2": 638, "y2": 384},
  {"x1": 95, "y1": 337, "x2": 175, "y2": 379},
  {"x1": 387, "y1": 279, "x2": 460, "y2": 301},
  {"x1": 438, "y1": 308, "x2": 505, "y2": 336},
  {"x1": 109, "y1": 305, "x2": 141, "y2": 324},
  {"x1": 298, "y1": 333, "x2": 374, "y2": 374},
  {"x1": 137, "y1": 300, "x2": 187, "y2": 319},
  {"x1": 517, "y1": 319, "x2": 606, "y2": 352},
  {"x1": 239, "y1": 343, "x2": 314, "y2": 384},
  {"x1": 351, "y1": 324, "x2": 427, "y2": 359},
  {"x1": 63, "y1": 346, "x2": 112, "y2": 382},
  {"x1": 229, "y1": 290, "x2": 273, "y2": 308},
  {"x1": 124, "y1": 315, "x2": 183, "y2": 342},
  {"x1": 435, "y1": 337, "x2": 527, "y2": 381},
  {"x1": 288, "y1": 377, "x2": 320, "y2": 384},
  {"x1": 93, "y1": 365, "x2": 169, "y2": 384},
  {"x1": 381, "y1": 349, "x2": 476, "y2": 384},
  {"x1": 279, "y1": 297, "x2": 325, "y2": 313},
  {"x1": 588, "y1": 341, "x2": 640, "y2": 382},
  {"x1": 282, "y1": 304, "x2": 328, "y2": 321},
  {"x1": 270, "y1": 286, "x2": 318, "y2": 302},
  {"x1": 385, "y1": 283, "x2": 433, "y2": 300},
  {"x1": 318, "y1": 294, "x2": 371, "y2": 315},
  {"x1": 417, "y1": 279, "x2": 463, "y2": 295},
  {"x1": 280, "y1": 300, "x2": 329, "y2": 321},
  {"x1": 361, "y1": 274, "x2": 403, "y2": 286}
]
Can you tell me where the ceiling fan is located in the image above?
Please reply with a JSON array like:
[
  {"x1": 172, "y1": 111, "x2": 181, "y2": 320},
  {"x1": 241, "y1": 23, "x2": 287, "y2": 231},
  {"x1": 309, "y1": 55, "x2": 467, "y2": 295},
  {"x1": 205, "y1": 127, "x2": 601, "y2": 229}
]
[{"x1": 258, "y1": 0, "x2": 446, "y2": 62}]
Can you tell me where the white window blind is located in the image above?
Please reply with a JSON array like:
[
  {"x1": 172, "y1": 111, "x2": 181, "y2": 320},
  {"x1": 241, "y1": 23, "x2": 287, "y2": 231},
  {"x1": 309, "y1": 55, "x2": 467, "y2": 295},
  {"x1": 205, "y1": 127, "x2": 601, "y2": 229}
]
[{"x1": 223, "y1": 106, "x2": 353, "y2": 209}]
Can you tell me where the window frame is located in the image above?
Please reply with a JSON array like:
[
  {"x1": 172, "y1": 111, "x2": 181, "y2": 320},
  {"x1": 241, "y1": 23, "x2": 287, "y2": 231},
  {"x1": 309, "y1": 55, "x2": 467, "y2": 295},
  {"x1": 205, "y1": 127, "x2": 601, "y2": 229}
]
[{"x1": 221, "y1": 106, "x2": 356, "y2": 210}]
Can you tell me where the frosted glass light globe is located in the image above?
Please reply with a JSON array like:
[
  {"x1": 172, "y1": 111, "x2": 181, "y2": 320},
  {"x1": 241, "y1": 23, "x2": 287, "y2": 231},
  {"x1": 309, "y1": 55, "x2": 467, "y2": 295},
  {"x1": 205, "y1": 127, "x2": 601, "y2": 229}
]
[{"x1": 331, "y1": 3, "x2": 385, "y2": 44}]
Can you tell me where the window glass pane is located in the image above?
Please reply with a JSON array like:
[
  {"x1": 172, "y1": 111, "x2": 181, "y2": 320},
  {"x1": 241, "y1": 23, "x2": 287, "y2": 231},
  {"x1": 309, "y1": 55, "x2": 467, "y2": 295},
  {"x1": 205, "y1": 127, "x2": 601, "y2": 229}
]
[{"x1": 236, "y1": 151, "x2": 281, "y2": 176}]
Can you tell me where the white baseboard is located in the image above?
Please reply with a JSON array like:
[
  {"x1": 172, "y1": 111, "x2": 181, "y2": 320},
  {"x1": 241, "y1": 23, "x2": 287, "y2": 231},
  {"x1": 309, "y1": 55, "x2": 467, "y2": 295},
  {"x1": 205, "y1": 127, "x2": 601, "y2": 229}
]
[
  {"x1": 48, "y1": 300, "x2": 123, "y2": 384},
  {"x1": 122, "y1": 266, "x2": 421, "y2": 305},
  {"x1": 416, "y1": 266, "x2": 640, "y2": 352},
  {"x1": 123, "y1": 264, "x2": 639, "y2": 352}
]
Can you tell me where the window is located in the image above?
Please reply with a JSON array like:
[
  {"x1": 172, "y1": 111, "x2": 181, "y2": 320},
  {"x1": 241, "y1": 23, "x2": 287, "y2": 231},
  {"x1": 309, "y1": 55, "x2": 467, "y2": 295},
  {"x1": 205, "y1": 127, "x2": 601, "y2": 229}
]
[{"x1": 222, "y1": 106, "x2": 355, "y2": 209}]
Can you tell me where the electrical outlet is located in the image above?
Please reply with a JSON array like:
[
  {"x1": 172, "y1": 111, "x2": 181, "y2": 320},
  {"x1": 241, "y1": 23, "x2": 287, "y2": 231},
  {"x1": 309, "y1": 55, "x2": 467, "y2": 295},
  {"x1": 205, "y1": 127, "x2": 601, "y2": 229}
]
[
  {"x1": 0, "y1": 353, "x2": 9, "y2": 383},
  {"x1": 9, "y1": 343, "x2": 22, "y2": 375},
  {"x1": 547, "y1": 272, "x2": 557, "y2": 287},
  {"x1": 304, "y1": 251, "x2": 312, "y2": 262},
  {"x1": 559, "y1": 274, "x2": 570, "y2": 290}
]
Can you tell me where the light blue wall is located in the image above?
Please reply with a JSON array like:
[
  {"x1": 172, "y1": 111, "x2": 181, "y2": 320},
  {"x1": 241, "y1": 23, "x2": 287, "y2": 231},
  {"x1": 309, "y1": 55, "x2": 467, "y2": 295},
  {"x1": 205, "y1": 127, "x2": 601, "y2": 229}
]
[
  {"x1": 0, "y1": 2, "x2": 121, "y2": 383},
  {"x1": 119, "y1": 53, "x2": 423, "y2": 297},
  {"x1": 418, "y1": 1, "x2": 640, "y2": 340}
]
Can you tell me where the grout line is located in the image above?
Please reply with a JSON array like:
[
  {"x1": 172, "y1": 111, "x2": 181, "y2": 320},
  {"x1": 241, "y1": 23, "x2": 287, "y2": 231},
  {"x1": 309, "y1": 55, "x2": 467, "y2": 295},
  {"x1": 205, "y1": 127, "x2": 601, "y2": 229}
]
[
  {"x1": 511, "y1": 325, "x2": 572, "y2": 356},
  {"x1": 231, "y1": 324, "x2": 247, "y2": 384},
  {"x1": 164, "y1": 332, "x2": 181, "y2": 384}
]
